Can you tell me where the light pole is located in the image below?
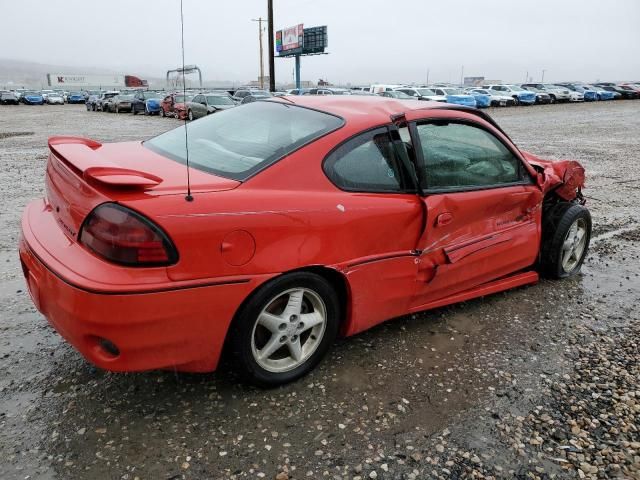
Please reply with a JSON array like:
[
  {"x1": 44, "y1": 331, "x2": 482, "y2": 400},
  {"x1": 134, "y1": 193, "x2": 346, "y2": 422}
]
[
  {"x1": 267, "y1": 0, "x2": 275, "y2": 92},
  {"x1": 251, "y1": 17, "x2": 265, "y2": 89},
  {"x1": 541, "y1": 69, "x2": 546, "y2": 83}
]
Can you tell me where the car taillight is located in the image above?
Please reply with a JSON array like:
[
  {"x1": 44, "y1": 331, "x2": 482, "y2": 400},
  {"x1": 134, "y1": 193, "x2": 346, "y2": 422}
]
[{"x1": 79, "y1": 203, "x2": 178, "y2": 266}]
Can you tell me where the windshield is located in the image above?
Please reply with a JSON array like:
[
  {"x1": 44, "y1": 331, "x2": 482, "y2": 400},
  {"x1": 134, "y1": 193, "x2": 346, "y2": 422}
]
[
  {"x1": 471, "y1": 89, "x2": 490, "y2": 94},
  {"x1": 143, "y1": 92, "x2": 162, "y2": 99},
  {"x1": 174, "y1": 95, "x2": 193, "y2": 103},
  {"x1": 206, "y1": 95, "x2": 234, "y2": 105},
  {"x1": 389, "y1": 91, "x2": 412, "y2": 99},
  {"x1": 417, "y1": 88, "x2": 437, "y2": 96},
  {"x1": 442, "y1": 88, "x2": 465, "y2": 95},
  {"x1": 25, "y1": 92, "x2": 39, "y2": 96},
  {"x1": 145, "y1": 101, "x2": 343, "y2": 181},
  {"x1": 119, "y1": 94, "x2": 134, "y2": 100}
]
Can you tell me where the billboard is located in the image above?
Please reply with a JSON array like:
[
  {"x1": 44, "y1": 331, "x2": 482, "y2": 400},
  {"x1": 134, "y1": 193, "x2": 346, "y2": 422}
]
[
  {"x1": 463, "y1": 76, "x2": 485, "y2": 87},
  {"x1": 277, "y1": 25, "x2": 327, "y2": 57},
  {"x1": 277, "y1": 24, "x2": 303, "y2": 52},
  {"x1": 47, "y1": 73, "x2": 126, "y2": 88}
]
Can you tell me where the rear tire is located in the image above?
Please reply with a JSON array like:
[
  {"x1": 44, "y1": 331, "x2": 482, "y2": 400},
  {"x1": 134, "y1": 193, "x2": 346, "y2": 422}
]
[
  {"x1": 540, "y1": 203, "x2": 591, "y2": 279},
  {"x1": 160, "y1": 108, "x2": 165, "y2": 117},
  {"x1": 188, "y1": 109, "x2": 194, "y2": 121},
  {"x1": 228, "y1": 272, "x2": 340, "y2": 387}
]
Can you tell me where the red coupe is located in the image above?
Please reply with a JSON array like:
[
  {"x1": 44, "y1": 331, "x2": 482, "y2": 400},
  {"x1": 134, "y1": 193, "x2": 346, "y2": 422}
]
[{"x1": 19, "y1": 96, "x2": 591, "y2": 386}]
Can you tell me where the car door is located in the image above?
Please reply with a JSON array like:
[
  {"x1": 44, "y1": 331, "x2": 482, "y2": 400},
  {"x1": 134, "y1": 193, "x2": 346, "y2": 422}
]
[
  {"x1": 322, "y1": 126, "x2": 424, "y2": 335},
  {"x1": 407, "y1": 115, "x2": 542, "y2": 310}
]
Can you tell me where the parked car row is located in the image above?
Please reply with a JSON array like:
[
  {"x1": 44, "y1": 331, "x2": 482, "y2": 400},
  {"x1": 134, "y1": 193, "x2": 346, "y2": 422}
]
[
  {"x1": 83, "y1": 89, "x2": 241, "y2": 120},
  {"x1": 3, "y1": 81, "x2": 639, "y2": 115},
  {"x1": 343, "y1": 81, "x2": 640, "y2": 107}
]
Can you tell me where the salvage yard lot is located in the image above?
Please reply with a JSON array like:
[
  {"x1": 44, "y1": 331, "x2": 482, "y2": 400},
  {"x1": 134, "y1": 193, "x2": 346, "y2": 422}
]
[{"x1": 0, "y1": 102, "x2": 639, "y2": 479}]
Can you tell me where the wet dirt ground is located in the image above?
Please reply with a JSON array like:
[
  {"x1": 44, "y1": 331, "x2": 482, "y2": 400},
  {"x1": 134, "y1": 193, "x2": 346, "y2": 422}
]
[{"x1": 0, "y1": 102, "x2": 639, "y2": 480}]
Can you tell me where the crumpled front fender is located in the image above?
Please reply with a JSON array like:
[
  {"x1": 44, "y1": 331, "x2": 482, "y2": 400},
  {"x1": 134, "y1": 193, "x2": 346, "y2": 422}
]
[{"x1": 522, "y1": 151, "x2": 585, "y2": 201}]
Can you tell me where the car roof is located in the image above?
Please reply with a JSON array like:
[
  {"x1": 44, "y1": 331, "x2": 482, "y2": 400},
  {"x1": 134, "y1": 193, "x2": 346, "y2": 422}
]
[{"x1": 269, "y1": 95, "x2": 448, "y2": 124}]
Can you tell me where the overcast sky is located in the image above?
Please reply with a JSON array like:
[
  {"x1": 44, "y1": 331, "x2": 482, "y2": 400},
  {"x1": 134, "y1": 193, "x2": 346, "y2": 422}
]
[{"x1": 1, "y1": 0, "x2": 639, "y2": 85}]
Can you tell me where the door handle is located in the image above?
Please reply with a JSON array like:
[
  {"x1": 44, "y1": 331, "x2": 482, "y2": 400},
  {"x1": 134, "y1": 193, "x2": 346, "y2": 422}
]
[{"x1": 435, "y1": 212, "x2": 453, "y2": 227}]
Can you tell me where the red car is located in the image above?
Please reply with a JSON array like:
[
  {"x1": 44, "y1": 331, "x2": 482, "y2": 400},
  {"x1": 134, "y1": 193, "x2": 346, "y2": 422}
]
[
  {"x1": 19, "y1": 96, "x2": 591, "y2": 386},
  {"x1": 160, "y1": 93, "x2": 192, "y2": 119}
]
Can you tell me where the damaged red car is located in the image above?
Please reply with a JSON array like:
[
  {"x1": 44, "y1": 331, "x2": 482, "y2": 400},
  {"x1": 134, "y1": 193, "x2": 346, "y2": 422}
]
[
  {"x1": 160, "y1": 92, "x2": 192, "y2": 119},
  {"x1": 19, "y1": 96, "x2": 591, "y2": 386}
]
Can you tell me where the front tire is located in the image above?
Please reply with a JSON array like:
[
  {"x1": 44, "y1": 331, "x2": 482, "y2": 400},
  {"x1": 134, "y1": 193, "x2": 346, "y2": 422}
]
[
  {"x1": 540, "y1": 203, "x2": 591, "y2": 279},
  {"x1": 228, "y1": 272, "x2": 340, "y2": 387},
  {"x1": 187, "y1": 109, "x2": 194, "y2": 121}
]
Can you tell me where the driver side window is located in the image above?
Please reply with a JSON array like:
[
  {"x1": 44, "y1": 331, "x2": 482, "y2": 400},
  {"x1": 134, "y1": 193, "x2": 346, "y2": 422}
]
[{"x1": 415, "y1": 122, "x2": 523, "y2": 191}]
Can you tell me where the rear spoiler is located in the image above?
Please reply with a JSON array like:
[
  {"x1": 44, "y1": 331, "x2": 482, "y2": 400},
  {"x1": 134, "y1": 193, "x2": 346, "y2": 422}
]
[{"x1": 48, "y1": 136, "x2": 163, "y2": 188}]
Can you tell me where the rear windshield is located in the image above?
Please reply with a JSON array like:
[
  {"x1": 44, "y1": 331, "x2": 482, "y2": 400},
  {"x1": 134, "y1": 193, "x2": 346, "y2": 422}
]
[{"x1": 145, "y1": 101, "x2": 344, "y2": 181}]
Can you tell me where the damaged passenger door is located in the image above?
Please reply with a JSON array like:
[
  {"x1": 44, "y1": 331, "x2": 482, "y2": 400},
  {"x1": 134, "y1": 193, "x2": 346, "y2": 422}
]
[{"x1": 408, "y1": 117, "x2": 542, "y2": 310}]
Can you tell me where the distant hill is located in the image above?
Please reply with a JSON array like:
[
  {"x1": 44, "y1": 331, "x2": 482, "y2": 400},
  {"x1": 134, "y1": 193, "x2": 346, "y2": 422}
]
[{"x1": 0, "y1": 58, "x2": 251, "y2": 90}]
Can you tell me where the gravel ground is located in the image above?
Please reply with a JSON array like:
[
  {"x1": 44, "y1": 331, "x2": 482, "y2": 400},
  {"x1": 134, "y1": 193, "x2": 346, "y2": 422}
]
[{"x1": 0, "y1": 101, "x2": 639, "y2": 480}]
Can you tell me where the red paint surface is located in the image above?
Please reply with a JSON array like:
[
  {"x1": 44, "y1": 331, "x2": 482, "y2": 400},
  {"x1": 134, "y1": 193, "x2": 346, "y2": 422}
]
[{"x1": 20, "y1": 96, "x2": 585, "y2": 373}]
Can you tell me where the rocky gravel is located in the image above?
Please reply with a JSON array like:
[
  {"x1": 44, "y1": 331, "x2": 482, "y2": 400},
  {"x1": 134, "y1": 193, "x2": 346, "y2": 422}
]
[{"x1": 0, "y1": 101, "x2": 639, "y2": 479}]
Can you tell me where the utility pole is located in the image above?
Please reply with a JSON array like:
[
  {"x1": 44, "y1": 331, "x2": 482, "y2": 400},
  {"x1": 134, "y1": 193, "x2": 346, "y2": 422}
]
[
  {"x1": 251, "y1": 17, "x2": 265, "y2": 89},
  {"x1": 525, "y1": 71, "x2": 528, "y2": 83},
  {"x1": 460, "y1": 65, "x2": 464, "y2": 86},
  {"x1": 426, "y1": 68, "x2": 430, "y2": 85},
  {"x1": 267, "y1": 0, "x2": 275, "y2": 92},
  {"x1": 541, "y1": 69, "x2": 546, "y2": 83}
]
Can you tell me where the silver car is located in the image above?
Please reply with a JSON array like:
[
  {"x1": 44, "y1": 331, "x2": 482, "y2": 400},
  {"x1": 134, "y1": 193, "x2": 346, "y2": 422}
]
[{"x1": 186, "y1": 93, "x2": 236, "y2": 120}]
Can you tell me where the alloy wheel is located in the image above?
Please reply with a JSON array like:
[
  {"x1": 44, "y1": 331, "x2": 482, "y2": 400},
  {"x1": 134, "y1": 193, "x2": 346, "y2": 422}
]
[
  {"x1": 561, "y1": 218, "x2": 588, "y2": 273},
  {"x1": 250, "y1": 288, "x2": 327, "y2": 373}
]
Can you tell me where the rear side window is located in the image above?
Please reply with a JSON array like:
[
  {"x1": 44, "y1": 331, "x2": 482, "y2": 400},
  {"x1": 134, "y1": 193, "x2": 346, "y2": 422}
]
[
  {"x1": 145, "y1": 101, "x2": 343, "y2": 181},
  {"x1": 324, "y1": 127, "x2": 404, "y2": 192},
  {"x1": 415, "y1": 122, "x2": 523, "y2": 191}
]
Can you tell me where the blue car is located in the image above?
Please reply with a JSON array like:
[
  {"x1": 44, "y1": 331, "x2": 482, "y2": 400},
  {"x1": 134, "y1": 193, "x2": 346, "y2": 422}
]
[
  {"x1": 432, "y1": 87, "x2": 477, "y2": 108},
  {"x1": 21, "y1": 91, "x2": 44, "y2": 105},
  {"x1": 583, "y1": 85, "x2": 616, "y2": 101},
  {"x1": 132, "y1": 91, "x2": 163, "y2": 115},
  {"x1": 464, "y1": 89, "x2": 491, "y2": 108},
  {"x1": 67, "y1": 91, "x2": 85, "y2": 104},
  {"x1": 558, "y1": 84, "x2": 598, "y2": 102},
  {"x1": 484, "y1": 85, "x2": 537, "y2": 105}
]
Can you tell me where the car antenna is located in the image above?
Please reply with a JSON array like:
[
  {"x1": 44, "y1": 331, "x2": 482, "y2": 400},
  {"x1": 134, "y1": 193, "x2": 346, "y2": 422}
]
[{"x1": 180, "y1": 0, "x2": 193, "y2": 202}]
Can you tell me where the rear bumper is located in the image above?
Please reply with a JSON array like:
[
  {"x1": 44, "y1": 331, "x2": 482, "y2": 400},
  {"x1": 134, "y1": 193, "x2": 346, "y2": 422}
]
[{"x1": 19, "y1": 200, "x2": 272, "y2": 373}]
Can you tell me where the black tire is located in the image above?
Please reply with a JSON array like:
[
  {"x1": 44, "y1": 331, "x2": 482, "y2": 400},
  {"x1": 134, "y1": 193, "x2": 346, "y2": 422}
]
[
  {"x1": 160, "y1": 108, "x2": 165, "y2": 117},
  {"x1": 187, "y1": 109, "x2": 194, "y2": 121},
  {"x1": 512, "y1": 96, "x2": 520, "y2": 106},
  {"x1": 539, "y1": 203, "x2": 591, "y2": 279},
  {"x1": 228, "y1": 272, "x2": 340, "y2": 387},
  {"x1": 549, "y1": 95, "x2": 556, "y2": 104},
  {"x1": 115, "y1": 106, "x2": 119, "y2": 114},
  {"x1": 132, "y1": 106, "x2": 138, "y2": 115}
]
